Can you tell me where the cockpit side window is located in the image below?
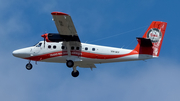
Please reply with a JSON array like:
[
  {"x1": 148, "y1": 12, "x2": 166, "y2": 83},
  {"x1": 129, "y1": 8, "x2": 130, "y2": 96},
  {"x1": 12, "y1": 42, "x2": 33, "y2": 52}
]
[{"x1": 36, "y1": 43, "x2": 42, "y2": 47}]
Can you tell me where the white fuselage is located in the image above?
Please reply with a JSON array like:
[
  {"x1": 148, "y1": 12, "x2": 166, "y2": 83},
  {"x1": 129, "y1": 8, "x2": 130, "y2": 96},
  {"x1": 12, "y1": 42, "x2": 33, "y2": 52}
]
[{"x1": 13, "y1": 41, "x2": 153, "y2": 65}]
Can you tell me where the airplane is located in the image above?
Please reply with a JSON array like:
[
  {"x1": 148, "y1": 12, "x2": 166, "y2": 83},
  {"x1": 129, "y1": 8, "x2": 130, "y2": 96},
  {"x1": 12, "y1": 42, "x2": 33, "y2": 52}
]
[{"x1": 12, "y1": 11, "x2": 167, "y2": 77}]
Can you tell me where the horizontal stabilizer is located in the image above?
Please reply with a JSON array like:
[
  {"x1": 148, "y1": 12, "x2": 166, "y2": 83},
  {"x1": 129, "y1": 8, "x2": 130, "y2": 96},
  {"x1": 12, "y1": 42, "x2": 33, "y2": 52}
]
[{"x1": 136, "y1": 37, "x2": 153, "y2": 47}]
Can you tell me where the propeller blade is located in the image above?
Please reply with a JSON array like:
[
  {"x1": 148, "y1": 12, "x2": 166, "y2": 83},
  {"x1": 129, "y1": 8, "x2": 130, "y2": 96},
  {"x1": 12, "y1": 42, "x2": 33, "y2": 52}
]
[{"x1": 44, "y1": 37, "x2": 45, "y2": 48}]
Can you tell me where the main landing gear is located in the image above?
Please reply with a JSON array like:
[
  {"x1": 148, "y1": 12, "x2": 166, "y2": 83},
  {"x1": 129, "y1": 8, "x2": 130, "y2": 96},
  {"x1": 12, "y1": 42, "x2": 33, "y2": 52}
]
[
  {"x1": 66, "y1": 60, "x2": 79, "y2": 77},
  {"x1": 66, "y1": 60, "x2": 74, "y2": 67},
  {"x1": 71, "y1": 70, "x2": 79, "y2": 77}
]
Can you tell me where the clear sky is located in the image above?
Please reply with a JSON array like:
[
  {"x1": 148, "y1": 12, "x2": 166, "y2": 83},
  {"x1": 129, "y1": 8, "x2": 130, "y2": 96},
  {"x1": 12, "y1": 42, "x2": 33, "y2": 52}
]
[{"x1": 1, "y1": 0, "x2": 180, "y2": 101}]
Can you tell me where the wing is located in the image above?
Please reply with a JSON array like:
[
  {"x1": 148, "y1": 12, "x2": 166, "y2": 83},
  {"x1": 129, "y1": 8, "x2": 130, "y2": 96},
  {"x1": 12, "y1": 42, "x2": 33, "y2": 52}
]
[
  {"x1": 51, "y1": 12, "x2": 77, "y2": 36},
  {"x1": 51, "y1": 12, "x2": 96, "y2": 69},
  {"x1": 51, "y1": 12, "x2": 81, "y2": 62}
]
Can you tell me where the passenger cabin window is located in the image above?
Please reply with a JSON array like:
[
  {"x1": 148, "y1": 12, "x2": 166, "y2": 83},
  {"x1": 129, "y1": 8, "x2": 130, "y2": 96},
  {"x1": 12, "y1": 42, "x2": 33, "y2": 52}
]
[
  {"x1": 85, "y1": 47, "x2": 88, "y2": 50},
  {"x1": 61, "y1": 46, "x2": 65, "y2": 49},
  {"x1": 76, "y1": 47, "x2": 79, "y2": 50},
  {"x1": 53, "y1": 45, "x2": 56, "y2": 49},
  {"x1": 71, "y1": 46, "x2": 74, "y2": 50},
  {"x1": 92, "y1": 48, "x2": 95, "y2": 51},
  {"x1": 48, "y1": 45, "x2": 51, "y2": 49},
  {"x1": 36, "y1": 43, "x2": 42, "y2": 47}
]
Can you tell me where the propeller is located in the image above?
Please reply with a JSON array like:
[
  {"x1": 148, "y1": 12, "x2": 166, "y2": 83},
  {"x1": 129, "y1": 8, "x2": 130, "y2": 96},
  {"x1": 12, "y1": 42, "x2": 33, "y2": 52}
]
[{"x1": 44, "y1": 36, "x2": 45, "y2": 48}]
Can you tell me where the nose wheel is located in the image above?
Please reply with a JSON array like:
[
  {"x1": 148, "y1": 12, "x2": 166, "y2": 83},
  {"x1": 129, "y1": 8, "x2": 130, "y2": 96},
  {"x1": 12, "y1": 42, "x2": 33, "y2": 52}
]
[{"x1": 26, "y1": 63, "x2": 33, "y2": 70}]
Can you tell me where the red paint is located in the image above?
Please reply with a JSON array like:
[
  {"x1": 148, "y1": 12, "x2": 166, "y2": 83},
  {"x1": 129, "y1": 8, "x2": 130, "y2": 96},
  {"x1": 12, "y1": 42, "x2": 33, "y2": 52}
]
[
  {"x1": 150, "y1": 33, "x2": 158, "y2": 37},
  {"x1": 25, "y1": 50, "x2": 138, "y2": 61},
  {"x1": 51, "y1": 12, "x2": 68, "y2": 15}
]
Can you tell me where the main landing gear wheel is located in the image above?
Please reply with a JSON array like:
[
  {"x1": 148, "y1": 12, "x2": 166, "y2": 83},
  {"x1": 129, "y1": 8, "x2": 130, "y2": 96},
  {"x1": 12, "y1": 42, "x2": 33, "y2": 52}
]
[
  {"x1": 26, "y1": 63, "x2": 33, "y2": 70},
  {"x1": 66, "y1": 60, "x2": 74, "y2": 68},
  {"x1": 71, "y1": 70, "x2": 79, "y2": 77}
]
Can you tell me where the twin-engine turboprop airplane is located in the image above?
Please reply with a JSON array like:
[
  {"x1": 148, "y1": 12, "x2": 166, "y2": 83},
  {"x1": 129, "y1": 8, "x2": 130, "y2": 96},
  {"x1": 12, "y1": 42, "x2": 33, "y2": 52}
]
[{"x1": 12, "y1": 12, "x2": 167, "y2": 77}]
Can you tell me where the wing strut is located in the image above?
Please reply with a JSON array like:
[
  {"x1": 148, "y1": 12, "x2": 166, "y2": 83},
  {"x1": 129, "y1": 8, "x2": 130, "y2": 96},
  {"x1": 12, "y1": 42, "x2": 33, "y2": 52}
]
[{"x1": 66, "y1": 42, "x2": 71, "y2": 57}]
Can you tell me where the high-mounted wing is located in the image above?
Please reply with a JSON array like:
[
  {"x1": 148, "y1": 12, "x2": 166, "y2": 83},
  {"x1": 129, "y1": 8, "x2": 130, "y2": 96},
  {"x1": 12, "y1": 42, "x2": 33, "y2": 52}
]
[
  {"x1": 51, "y1": 12, "x2": 77, "y2": 36},
  {"x1": 50, "y1": 12, "x2": 81, "y2": 62},
  {"x1": 43, "y1": 12, "x2": 96, "y2": 69}
]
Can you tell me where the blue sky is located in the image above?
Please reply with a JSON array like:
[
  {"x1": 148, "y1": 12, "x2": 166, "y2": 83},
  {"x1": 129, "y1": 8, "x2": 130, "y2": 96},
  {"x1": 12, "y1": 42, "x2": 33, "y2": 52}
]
[{"x1": 1, "y1": 0, "x2": 180, "y2": 101}]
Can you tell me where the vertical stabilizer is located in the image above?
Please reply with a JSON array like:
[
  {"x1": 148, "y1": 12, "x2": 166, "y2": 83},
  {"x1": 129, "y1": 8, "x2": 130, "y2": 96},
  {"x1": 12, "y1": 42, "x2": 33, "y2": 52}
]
[{"x1": 134, "y1": 21, "x2": 167, "y2": 57}]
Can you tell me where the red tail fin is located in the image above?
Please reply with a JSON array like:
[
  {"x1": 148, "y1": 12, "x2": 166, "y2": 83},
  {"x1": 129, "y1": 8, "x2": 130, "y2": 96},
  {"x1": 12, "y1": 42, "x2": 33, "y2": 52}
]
[{"x1": 134, "y1": 21, "x2": 167, "y2": 57}]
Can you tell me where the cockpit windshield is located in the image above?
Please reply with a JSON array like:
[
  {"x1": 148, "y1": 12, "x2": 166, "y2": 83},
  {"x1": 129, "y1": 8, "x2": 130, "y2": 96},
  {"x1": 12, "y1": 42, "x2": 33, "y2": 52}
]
[
  {"x1": 34, "y1": 42, "x2": 39, "y2": 46},
  {"x1": 34, "y1": 42, "x2": 42, "y2": 47}
]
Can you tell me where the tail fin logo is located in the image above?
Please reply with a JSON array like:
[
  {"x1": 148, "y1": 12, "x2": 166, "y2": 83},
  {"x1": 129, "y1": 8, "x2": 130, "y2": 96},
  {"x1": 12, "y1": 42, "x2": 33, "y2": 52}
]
[{"x1": 147, "y1": 28, "x2": 162, "y2": 43}]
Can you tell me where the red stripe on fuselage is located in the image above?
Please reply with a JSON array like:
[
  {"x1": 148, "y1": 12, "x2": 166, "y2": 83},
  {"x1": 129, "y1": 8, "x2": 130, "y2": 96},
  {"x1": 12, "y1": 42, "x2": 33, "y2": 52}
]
[{"x1": 25, "y1": 50, "x2": 138, "y2": 61}]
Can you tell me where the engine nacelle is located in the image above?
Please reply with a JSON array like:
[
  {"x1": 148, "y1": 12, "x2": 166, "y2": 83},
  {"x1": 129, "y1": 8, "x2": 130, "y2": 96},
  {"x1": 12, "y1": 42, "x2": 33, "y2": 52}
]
[{"x1": 41, "y1": 33, "x2": 80, "y2": 42}]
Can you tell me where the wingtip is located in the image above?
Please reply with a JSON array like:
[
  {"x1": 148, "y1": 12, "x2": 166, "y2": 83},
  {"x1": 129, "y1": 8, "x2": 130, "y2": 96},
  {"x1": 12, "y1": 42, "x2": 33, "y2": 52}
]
[
  {"x1": 152, "y1": 21, "x2": 167, "y2": 24},
  {"x1": 51, "y1": 12, "x2": 69, "y2": 15}
]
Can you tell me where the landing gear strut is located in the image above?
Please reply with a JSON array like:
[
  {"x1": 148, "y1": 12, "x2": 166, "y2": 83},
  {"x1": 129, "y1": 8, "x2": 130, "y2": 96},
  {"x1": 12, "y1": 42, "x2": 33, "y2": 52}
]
[
  {"x1": 66, "y1": 60, "x2": 79, "y2": 77},
  {"x1": 26, "y1": 63, "x2": 33, "y2": 70},
  {"x1": 71, "y1": 65, "x2": 79, "y2": 77},
  {"x1": 66, "y1": 60, "x2": 74, "y2": 67}
]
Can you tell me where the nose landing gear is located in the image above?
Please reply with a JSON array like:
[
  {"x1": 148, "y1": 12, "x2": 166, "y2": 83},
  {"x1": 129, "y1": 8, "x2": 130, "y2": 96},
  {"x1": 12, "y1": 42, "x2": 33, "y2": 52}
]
[{"x1": 26, "y1": 62, "x2": 33, "y2": 70}]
